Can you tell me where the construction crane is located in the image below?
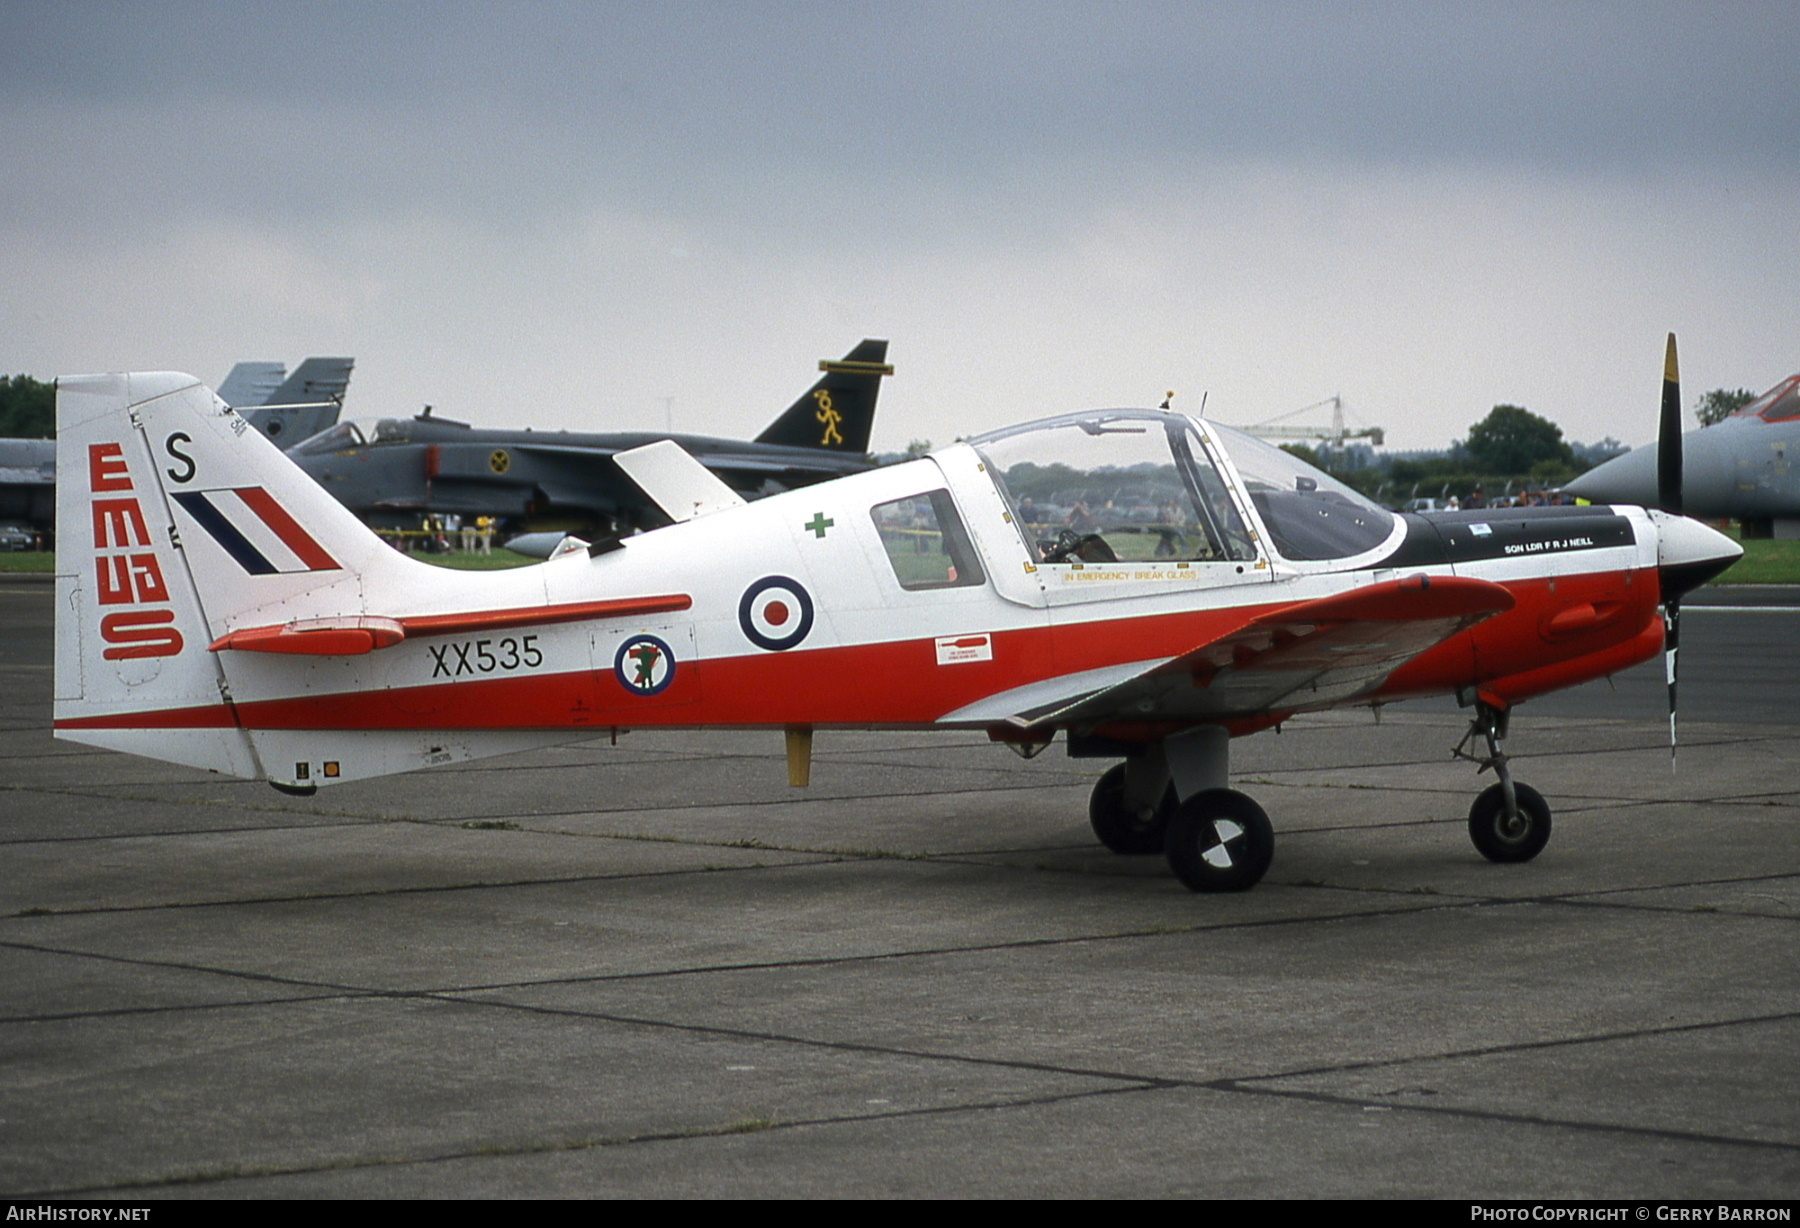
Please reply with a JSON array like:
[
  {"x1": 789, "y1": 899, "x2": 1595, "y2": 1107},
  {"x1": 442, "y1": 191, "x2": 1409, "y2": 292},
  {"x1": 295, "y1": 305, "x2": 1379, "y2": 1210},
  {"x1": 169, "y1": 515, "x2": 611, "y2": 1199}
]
[{"x1": 1237, "y1": 396, "x2": 1385, "y2": 450}]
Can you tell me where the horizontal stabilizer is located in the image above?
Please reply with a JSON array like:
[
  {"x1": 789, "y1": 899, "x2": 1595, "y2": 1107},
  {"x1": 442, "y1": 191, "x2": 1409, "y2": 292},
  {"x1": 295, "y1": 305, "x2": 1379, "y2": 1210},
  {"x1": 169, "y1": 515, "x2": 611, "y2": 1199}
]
[
  {"x1": 613, "y1": 439, "x2": 747, "y2": 522},
  {"x1": 210, "y1": 594, "x2": 693, "y2": 656}
]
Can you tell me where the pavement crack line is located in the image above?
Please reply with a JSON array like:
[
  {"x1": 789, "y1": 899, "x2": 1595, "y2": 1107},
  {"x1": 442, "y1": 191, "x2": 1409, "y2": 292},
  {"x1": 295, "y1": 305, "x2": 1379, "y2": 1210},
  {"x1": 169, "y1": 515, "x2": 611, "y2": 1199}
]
[
  {"x1": 0, "y1": 990, "x2": 384, "y2": 1027},
  {"x1": 0, "y1": 897, "x2": 1486, "y2": 1024},
  {"x1": 407, "y1": 995, "x2": 1800, "y2": 1159},
  {"x1": 1230, "y1": 1008, "x2": 1800, "y2": 1086},
  {"x1": 545, "y1": 997, "x2": 1800, "y2": 1157},
  {"x1": 1204, "y1": 1078, "x2": 1800, "y2": 1154},
  {"x1": 0, "y1": 816, "x2": 385, "y2": 848},
  {"x1": 25, "y1": 1081, "x2": 1165, "y2": 1198},
  {"x1": 0, "y1": 857, "x2": 871, "y2": 920},
  {"x1": 1, "y1": 881, "x2": 1784, "y2": 1031}
]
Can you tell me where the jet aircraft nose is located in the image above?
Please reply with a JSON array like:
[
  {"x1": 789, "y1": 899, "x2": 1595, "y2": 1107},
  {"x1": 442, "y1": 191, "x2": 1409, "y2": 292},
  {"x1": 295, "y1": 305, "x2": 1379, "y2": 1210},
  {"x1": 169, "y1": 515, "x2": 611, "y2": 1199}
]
[
  {"x1": 1651, "y1": 510, "x2": 1742, "y2": 600},
  {"x1": 1564, "y1": 446, "x2": 1658, "y2": 506}
]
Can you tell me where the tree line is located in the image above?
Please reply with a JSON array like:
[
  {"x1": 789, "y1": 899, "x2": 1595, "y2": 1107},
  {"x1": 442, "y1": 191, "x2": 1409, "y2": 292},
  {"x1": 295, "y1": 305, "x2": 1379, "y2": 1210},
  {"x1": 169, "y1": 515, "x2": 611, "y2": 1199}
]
[
  {"x1": 0, "y1": 375, "x2": 54, "y2": 438},
  {"x1": 1285, "y1": 387, "x2": 1759, "y2": 506}
]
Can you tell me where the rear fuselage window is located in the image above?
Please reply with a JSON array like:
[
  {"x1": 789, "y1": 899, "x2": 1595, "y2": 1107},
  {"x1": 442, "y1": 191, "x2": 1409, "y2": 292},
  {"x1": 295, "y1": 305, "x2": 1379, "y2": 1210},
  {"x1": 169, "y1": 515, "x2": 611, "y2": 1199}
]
[{"x1": 871, "y1": 490, "x2": 986, "y2": 590}]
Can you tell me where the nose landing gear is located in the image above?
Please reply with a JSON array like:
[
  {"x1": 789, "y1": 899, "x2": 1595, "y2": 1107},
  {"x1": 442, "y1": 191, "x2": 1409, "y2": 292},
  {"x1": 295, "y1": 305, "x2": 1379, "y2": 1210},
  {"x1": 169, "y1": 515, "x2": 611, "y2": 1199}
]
[{"x1": 1454, "y1": 701, "x2": 1553, "y2": 863}]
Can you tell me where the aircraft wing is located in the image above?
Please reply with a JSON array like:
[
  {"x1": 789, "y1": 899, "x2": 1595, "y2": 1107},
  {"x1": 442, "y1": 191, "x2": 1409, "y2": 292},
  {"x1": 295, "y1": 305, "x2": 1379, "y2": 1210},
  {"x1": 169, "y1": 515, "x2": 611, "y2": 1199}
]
[{"x1": 982, "y1": 575, "x2": 1513, "y2": 730}]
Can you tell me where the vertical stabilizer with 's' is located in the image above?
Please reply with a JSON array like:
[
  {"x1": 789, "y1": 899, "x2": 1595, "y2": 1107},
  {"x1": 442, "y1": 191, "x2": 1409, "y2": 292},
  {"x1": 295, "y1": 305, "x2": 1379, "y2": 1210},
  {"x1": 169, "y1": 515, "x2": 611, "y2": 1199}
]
[{"x1": 53, "y1": 373, "x2": 575, "y2": 790}]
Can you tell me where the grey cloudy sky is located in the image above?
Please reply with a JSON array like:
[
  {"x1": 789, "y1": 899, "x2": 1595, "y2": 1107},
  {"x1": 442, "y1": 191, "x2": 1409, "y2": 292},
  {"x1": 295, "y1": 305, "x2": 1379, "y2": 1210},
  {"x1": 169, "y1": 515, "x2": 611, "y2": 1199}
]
[{"x1": 3, "y1": 1, "x2": 1796, "y2": 451}]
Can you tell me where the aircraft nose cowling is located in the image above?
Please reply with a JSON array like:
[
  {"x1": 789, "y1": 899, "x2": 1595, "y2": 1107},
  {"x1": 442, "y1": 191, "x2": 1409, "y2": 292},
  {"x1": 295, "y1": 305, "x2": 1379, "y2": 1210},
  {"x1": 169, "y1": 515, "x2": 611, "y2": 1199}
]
[
  {"x1": 1652, "y1": 510, "x2": 1742, "y2": 599},
  {"x1": 1564, "y1": 446, "x2": 1658, "y2": 505}
]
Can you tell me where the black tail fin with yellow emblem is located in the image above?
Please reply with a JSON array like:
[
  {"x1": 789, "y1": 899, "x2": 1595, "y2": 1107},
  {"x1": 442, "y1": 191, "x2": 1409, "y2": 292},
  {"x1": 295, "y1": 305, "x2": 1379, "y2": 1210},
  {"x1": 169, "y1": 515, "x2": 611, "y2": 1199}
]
[{"x1": 754, "y1": 338, "x2": 891, "y2": 455}]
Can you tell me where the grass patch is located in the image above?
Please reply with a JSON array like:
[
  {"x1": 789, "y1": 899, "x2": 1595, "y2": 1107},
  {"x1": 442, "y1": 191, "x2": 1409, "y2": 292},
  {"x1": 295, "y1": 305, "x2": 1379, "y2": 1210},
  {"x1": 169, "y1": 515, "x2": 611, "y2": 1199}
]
[
  {"x1": 1713, "y1": 534, "x2": 1800, "y2": 585},
  {"x1": 0, "y1": 552, "x2": 54, "y2": 573}
]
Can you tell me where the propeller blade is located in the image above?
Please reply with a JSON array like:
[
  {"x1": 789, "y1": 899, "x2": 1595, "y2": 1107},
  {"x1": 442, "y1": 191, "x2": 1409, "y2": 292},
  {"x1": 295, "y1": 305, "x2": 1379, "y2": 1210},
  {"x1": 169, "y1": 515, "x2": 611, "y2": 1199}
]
[
  {"x1": 1664, "y1": 597, "x2": 1679, "y2": 770},
  {"x1": 1658, "y1": 332, "x2": 1682, "y2": 516},
  {"x1": 1658, "y1": 332, "x2": 1683, "y2": 766}
]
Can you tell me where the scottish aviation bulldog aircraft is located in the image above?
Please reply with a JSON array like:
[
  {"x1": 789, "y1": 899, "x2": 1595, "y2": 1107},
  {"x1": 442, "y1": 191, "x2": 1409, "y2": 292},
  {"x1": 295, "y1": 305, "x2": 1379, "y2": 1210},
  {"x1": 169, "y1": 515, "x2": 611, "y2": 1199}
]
[
  {"x1": 1567, "y1": 372, "x2": 1800, "y2": 538},
  {"x1": 52, "y1": 337, "x2": 1739, "y2": 892},
  {"x1": 287, "y1": 340, "x2": 892, "y2": 537}
]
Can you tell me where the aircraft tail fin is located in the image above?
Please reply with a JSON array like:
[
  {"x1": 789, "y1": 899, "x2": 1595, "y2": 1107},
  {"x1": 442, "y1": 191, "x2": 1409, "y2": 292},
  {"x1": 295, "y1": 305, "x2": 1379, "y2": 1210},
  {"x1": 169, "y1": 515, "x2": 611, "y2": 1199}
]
[
  {"x1": 754, "y1": 339, "x2": 891, "y2": 454},
  {"x1": 265, "y1": 357, "x2": 354, "y2": 408},
  {"x1": 215, "y1": 357, "x2": 353, "y2": 446},
  {"x1": 216, "y1": 361, "x2": 286, "y2": 408},
  {"x1": 52, "y1": 373, "x2": 453, "y2": 779}
]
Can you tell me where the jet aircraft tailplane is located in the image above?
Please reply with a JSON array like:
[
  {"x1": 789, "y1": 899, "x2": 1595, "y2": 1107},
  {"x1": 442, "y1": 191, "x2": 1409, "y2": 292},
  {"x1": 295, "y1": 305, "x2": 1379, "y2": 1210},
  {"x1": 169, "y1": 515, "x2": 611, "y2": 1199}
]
[{"x1": 754, "y1": 338, "x2": 891, "y2": 455}]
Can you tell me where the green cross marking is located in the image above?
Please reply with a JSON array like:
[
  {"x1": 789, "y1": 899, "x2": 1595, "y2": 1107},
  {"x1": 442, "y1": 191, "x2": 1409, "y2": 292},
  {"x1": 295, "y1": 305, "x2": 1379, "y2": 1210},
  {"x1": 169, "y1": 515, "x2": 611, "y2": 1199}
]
[{"x1": 804, "y1": 512, "x2": 834, "y2": 539}]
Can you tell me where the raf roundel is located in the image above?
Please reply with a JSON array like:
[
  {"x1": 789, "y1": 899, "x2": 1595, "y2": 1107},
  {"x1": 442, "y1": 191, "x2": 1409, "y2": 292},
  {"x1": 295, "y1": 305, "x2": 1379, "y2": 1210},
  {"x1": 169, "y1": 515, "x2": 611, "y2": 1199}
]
[
  {"x1": 738, "y1": 576, "x2": 815, "y2": 652},
  {"x1": 614, "y1": 634, "x2": 676, "y2": 696}
]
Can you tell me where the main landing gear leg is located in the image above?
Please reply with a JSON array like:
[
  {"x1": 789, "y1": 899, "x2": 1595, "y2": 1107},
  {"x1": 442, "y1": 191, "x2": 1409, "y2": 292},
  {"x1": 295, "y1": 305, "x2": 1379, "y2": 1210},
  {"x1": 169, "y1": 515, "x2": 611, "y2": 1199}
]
[
  {"x1": 1454, "y1": 700, "x2": 1552, "y2": 863},
  {"x1": 1088, "y1": 745, "x2": 1174, "y2": 855}
]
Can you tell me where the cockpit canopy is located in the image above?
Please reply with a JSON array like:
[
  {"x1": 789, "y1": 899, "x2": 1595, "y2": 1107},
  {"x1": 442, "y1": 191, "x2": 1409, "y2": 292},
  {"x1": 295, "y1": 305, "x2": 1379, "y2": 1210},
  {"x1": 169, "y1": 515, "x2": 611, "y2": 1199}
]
[
  {"x1": 969, "y1": 409, "x2": 1394, "y2": 565},
  {"x1": 1735, "y1": 374, "x2": 1800, "y2": 424},
  {"x1": 289, "y1": 421, "x2": 366, "y2": 455},
  {"x1": 288, "y1": 416, "x2": 458, "y2": 455},
  {"x1": 1209, "y1": 421, "x2": 1395, "y2": 560}
]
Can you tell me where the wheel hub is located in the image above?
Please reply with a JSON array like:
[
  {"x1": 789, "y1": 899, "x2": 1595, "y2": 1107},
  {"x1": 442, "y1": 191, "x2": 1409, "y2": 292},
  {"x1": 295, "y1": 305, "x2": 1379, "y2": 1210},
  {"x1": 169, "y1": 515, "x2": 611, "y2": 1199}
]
[{"x1": 1201, "y1": 818, "x2": 1245, "y2": 869}]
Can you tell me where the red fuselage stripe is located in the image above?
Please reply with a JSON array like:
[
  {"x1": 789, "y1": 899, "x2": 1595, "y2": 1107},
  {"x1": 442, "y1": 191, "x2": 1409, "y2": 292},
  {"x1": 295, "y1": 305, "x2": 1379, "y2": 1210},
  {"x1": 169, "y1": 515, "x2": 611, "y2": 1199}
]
[{"x1": 55, "y1": 568, "x2": 1665, "y2": 733}]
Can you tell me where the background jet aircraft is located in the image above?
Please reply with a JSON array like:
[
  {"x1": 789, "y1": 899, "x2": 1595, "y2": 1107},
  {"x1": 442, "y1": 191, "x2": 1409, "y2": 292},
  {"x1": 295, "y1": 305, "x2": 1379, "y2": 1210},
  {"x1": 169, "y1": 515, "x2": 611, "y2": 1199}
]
[
  {"x1": 289, "y1": 339, "x2": 892, "y2": 536},
  {"x1": 221, "y1": 356, "x2": 355, "y2": 446},
  {"x1": 1566, "y1": 372, "x2": 1800, "y2": 537},
  {"x1": 0, "y1": 356, "x2": 354, "y2": 546},
  {"x1": 0, "y1": 437, "x2": 54, "y2": 542}
]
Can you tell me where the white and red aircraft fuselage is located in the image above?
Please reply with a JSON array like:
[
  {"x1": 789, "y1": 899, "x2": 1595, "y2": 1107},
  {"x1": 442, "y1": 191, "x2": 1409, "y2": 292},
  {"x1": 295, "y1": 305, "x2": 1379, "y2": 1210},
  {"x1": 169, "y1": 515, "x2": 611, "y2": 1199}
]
[{"x1": 53, "y1": 372, "x2": 1740, "y2": 891}]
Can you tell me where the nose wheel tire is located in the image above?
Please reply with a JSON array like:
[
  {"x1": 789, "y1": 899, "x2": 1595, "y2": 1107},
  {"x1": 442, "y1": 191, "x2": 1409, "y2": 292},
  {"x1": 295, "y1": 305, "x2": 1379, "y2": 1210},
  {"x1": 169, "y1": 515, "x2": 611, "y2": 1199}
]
[
  {"x1": 1088, "y1": 762, "x2": 1175, "y2": 855},
  {"x1": 1468, "y1": 782, "x2": 1552, "y2": 863},
  {"x1": 1163, "y1": 788, "x2": 1274, "y2": 892}
]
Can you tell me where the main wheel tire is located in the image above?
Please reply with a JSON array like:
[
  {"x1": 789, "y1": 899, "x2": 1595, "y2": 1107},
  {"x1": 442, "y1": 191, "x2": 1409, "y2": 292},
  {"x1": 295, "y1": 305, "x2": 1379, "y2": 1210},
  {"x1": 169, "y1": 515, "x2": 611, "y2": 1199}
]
[
  {"x1": 1088, "y1": 763, "x2": 1174, "y2": 855},
  {"x1": 1467, "y1": 782, "x2": 1552, "y2": 863},
  {"x1": 1163, "y1": 788, "x2": 1274, "y2": 892}
]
